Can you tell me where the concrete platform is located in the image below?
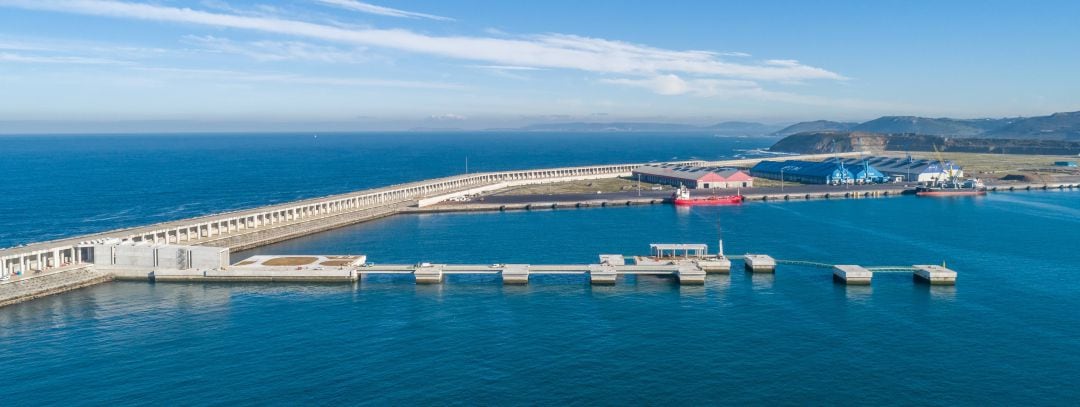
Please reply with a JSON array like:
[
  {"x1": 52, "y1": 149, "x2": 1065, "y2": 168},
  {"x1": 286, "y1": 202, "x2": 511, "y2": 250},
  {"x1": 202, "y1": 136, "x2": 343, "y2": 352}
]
[
  {"x1": 832, "y1": 265, "x2": 872, "y2": 285},
  {"x1": 744, "y1": 254, "x2": 776, "y2": 273},
  {"x1": 588, "y1": 264, "x2": 618, "y2": 285},
  {"x1": 414, "y1": 264, "x2": 445, "y2": 284},
  {"x1": 913, "y1": 265, "x2": 957, "y2": 285},
  {"x1": 501, "y1": 264, "x2": 530, "y2": 285},
  {"x1": 598, "y1": 254, "x2": 626, "y2": 266},
  {"x1": 696, "y1": 257, "x2": 732, "y2": 273},
  {"x1": 151, "y1": 268, "x2": 358, "y2": 282},
  {"x1": 675, "y1": 265, "x2": 706, "y2": 285}
]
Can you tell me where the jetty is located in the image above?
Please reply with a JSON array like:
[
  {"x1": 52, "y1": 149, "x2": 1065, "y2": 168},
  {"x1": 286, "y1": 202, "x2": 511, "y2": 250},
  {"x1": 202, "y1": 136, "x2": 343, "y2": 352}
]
[{"x1": 0, "y1": 148, "x2": 1037, "y2": 307}]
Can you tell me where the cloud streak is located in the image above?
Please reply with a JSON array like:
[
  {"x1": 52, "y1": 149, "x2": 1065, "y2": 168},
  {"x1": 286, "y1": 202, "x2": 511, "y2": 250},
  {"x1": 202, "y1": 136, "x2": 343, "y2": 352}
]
[
  {"x1": 313, "y1": 0, "x2": 454, "y2": 21},
  {"x1": 0, "y1": 0, "x2": 844, "y2": 83}
]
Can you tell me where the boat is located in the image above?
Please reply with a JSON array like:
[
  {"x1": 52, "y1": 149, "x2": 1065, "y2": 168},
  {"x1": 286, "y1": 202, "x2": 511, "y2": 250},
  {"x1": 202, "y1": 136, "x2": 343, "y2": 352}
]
[
  {"x1": 672, "y1": 185, "x2": 743, "y2": 205},
  {"x1": 916, "y1": 145, "x2": 988, "y2": 197},
  {"x1": 916, "y1": 179, "x2": 987, "y2": 196}
]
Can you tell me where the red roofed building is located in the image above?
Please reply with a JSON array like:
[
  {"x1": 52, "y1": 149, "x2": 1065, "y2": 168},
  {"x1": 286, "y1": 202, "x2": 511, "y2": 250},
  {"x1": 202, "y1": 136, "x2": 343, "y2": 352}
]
[{"x1": 632, "y1": 165, "x2": 754, "y2": 189}]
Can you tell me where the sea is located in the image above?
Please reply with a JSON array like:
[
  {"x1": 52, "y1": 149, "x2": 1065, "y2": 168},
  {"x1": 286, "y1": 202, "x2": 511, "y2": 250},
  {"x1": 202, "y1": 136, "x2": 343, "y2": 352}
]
[{"x1": 1, "y1": 133, "x2": 1078, "y2": 405}]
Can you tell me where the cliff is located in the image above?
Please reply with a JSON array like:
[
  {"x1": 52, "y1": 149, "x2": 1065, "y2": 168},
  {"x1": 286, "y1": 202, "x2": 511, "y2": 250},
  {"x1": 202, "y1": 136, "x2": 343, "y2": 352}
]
[{"x1": 770, "y1": 132, "x2": 1080, "y2": 155}]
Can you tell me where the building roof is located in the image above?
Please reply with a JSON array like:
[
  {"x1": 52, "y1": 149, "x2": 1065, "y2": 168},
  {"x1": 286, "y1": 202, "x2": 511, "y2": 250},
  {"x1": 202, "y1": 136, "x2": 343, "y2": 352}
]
[
  {"x1": 751, "y1": 160, "x2": 853, "y2": 179},
  {"x1": 650, "y1": 244, "x2": 707, "y2": 251},
  {"x1": 633, "y1": 164, "x2": 750, "y2": 182},
  {"x1": 839, "y1": 157, "x2": 960, "y2": 174}
]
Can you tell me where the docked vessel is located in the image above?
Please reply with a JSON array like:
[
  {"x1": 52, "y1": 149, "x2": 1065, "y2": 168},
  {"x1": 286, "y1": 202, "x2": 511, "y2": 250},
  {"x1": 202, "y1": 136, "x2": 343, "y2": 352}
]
[
  {"x1": 915, "y1": 179, "x2": 987, "y2": 196},
  {"x1": 916, "y1": 145, "x2": 987, "y2": 196},
  {"x1": 672, "y1": 185, "x2": 743, "y2": 205}
]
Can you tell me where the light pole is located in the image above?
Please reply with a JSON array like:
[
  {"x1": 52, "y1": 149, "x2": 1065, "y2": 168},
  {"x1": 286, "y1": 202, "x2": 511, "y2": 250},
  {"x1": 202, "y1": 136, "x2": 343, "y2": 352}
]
[{"x1": 780, "y1": 166, "x2": 794, "y2": 192}]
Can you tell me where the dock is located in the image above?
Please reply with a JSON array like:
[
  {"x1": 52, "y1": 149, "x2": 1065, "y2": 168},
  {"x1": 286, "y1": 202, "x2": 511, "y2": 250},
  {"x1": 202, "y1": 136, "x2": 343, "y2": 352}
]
[
  {"x1": 912, "y1": 265, "x2": 958, "y2": 285},
  {"x1": 744, "y1": 254, "x2": 777, "y2": 273},
  {"x1": 832, "y1": 265, "x2": 873, "y2": 285},
  {"x1": 6, "y1": 241, "x2": 964, "y2": 294}
]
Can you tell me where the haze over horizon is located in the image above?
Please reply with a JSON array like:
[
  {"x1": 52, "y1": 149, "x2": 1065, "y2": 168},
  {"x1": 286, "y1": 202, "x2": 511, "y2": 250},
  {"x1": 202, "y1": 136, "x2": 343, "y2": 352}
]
[{"x1": 1, "y1": 0, "x2": 1079, "y2": 133}]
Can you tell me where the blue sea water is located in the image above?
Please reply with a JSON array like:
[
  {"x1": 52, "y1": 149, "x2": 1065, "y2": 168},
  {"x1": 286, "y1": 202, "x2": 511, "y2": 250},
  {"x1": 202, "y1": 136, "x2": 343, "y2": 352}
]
[{"x1": 2, "y1": 134, "x2": 1079, "y2": 405}]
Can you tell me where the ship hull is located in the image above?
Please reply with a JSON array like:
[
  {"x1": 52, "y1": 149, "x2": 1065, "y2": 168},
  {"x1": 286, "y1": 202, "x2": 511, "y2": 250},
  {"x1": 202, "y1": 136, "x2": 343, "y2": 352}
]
[
  {"x1": 673, "y1": 196, "x2": 743, "y2": 205},
  {"x1": 915, "y1": 188, "x2": 986, "y2": 197}
]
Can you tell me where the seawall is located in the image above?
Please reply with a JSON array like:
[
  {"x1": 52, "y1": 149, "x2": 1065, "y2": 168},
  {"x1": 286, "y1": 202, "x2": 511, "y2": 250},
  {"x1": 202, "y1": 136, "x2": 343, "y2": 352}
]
[{"x1": 0, "y1": 266, "x2": 113, "y2": 308}]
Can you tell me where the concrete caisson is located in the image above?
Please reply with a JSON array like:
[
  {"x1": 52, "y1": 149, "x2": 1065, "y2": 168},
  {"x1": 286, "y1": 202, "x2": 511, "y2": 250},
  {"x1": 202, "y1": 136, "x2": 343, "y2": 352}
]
[{"x1": 832, "y1": 265, "x2": 872, "y2": 285}]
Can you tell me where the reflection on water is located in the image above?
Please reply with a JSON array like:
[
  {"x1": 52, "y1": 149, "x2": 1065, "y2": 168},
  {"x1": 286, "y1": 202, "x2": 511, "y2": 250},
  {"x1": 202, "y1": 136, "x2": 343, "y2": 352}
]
[
  {"x1": 843, "y1": 283, "x2": 873, "y2": 302},
  {"x1": 749, "y1": 272, "x2": 775, "y2": 290},
  {"x1": 926, "y1": 284, "x2": 958, "y2": 301}
]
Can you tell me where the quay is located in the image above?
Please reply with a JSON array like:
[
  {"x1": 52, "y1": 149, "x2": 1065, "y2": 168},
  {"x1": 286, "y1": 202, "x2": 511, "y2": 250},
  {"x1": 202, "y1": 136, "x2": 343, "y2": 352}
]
[
  {"x1": 1, "y1": 152, "x2": 866, "y2": 304},
  {"x1": 0, "y1": 149, "x2": 1030, "y2": 306}
]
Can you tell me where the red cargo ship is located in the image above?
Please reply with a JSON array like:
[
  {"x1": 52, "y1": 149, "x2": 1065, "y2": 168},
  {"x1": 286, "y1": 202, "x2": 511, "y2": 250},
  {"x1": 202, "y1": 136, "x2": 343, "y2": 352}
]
[{"x1": 672, "y1": 186, "x2": 743, "y2": 205}]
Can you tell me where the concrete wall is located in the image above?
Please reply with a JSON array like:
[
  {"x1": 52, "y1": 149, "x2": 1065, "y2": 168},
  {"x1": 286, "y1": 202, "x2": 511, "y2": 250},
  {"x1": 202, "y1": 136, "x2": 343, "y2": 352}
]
[{"x1": 90, "y1": 244, "x2": 228, "y2": 270}]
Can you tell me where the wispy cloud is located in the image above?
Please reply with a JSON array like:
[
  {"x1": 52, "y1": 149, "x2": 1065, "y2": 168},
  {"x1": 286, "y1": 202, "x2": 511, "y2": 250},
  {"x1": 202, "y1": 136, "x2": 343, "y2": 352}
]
[
  {"x1": 0, "y1": 51, "x2": 127, "y2": 65},
  {"x1": 135, "y1": 66, "x2": 465, "y2": 89},
  {"x1": 602, "y1": 75, "x2": 759, "y2": 97},
  {"x1": 313, "y1": 0, "x2": 454, "y2": 21},
  {"x1": 427, "y1": 113, "x2": 466, "y2": 121},
  {"x1": 468, "y1": 65, "x2": 545, "y2": 71},
  {"x1": 0, "y1": 0, "x2": 844, "y2": 83},
  {"x1": 183, "y1": 35, "x2": 371, "y2": 63}
]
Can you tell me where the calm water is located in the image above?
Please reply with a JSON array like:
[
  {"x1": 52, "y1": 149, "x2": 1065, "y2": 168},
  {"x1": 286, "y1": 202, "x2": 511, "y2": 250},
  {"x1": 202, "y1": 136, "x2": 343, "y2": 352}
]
[
  {"x1": 0, "y1": 132, "x2": 770, "y2": 248},
  {"x1": 2, "y1": 134, "x2": 1079, "y2": 405}
]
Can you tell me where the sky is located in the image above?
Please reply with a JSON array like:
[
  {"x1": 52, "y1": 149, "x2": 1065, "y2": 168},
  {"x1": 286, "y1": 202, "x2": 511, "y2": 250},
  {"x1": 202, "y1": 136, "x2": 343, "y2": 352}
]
[{"x1": 1, "y1": 0, "x2": 1079, "y2": 132}]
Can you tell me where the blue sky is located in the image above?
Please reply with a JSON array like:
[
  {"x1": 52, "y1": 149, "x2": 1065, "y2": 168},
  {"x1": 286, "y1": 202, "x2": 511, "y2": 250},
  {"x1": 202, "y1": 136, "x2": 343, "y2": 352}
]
[{"x1": 1, "y1": 0, "x2": 1078, "y2": 132}]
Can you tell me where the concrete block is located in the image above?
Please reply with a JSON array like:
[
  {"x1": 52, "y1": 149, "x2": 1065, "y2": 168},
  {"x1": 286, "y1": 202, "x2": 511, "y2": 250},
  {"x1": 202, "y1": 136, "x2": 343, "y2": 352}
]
[
  {"x1": 913, "y1": 265, "x2": 957, "y2": 285},
  {"x1": 588, "y1": 264, "x2": 617, "y2": 285},
  {"x1": 501, "y1": 264, "x2": 530, "y2": 285},
  {"x1": 744, "y1": 254, "x2": 776, "y2": 273},
  {"x1": 833, "y1": 265, "x2": 872, "y2": 285},
  {"x1": 414, "y1": 265, "x2": 444, "y2": 284}
]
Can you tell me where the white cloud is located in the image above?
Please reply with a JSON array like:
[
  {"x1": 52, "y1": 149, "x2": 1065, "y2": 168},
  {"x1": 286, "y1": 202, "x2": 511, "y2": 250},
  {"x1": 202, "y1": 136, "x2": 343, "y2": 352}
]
[
  {"x1": 183, "y1": 35, "x2": 370, "y2": 63},
  {"x1": 602, "y1": 74, "x2": 759, "y2": 97},
  {"x1": 0, "y1": 51, "x2": 126, "y2": 64},
  {"x1": 468, "y1": 65, "x2": 544, "y2": 71},
  {"x1": 0, "y1": 0, "x2": 845, "y2": 82},
  {"x1": 313, "y1": 0, "x2": 453, "y2": 21},
  {"x1": 428, "y1": 113, "x2": 466, "y2": 121},
  {"x1": 134, "y1": 66, "x2": 464, "y2": 89}
]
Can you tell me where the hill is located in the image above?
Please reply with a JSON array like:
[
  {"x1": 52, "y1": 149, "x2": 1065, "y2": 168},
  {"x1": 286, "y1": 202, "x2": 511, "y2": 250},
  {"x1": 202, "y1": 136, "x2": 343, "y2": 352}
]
[
  {"x1": 502, "y1": 121, "x2": 779, "y2": 135},
  {"x1": 769, "y1": 131, "x2": 1080, "y2": 156},
  {"x1": 984, "y1": 111, "x2": 1080, "y2": 140},
  {"x1": 851, "y1": 116, "x2": 1013, "y2": 137},
  {"x1": 773, "y1": 120, "x2": 858, "y2": 136}
]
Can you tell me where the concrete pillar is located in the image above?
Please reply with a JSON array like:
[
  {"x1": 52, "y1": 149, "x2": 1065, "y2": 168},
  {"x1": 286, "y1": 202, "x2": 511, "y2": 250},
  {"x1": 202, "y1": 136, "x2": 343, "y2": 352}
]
[
  {"x1": 589, "y1": 264, "x2": 617, "y2": 285},
  {"x1": 502, "y1": 265, "x2": 530, "y2": 285},
  {"x1": 676, "y1": 265, "x2": 706, "y2": 285},
  {"x1": 913, "y1": 265, "x2": 957, "y2": 285},
  {"x1": 744, "y1": 255, "x2": 777, "y2": 273},
  {"x1": 414, "y1": 264, "x2": 444, "y2": 284},
  {"x1": 833, "y1": 265, "x2": 872, "y2": 285}
]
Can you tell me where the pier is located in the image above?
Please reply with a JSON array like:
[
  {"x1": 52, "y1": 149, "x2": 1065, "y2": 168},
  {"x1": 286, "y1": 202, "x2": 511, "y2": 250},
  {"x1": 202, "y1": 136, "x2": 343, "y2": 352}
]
[
  {"x1": 1, "y1": 153, "x2": 868, "y2": 289},
  {"x1": 0, "y1": 149, "x2": 1043, "y2": 306}
]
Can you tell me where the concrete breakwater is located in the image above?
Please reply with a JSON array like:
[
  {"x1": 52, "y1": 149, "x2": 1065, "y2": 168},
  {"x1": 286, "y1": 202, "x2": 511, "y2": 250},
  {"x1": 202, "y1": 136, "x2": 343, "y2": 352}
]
[
  {"x1": 1, "y1": 152, "x2": 866, "y2": 282},
  {"x1": 0, "y1": 266, "x2": 112, "y2": 308}
]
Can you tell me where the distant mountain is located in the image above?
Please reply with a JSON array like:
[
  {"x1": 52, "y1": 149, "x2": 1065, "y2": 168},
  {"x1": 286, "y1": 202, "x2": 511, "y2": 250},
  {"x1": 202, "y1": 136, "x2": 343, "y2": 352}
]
[
  {"x1": 984, "y1": 111, "x2": 1080, "y2": 140},
  {"x1": 769, "y1": 131, "x2": 1080, "y2": 156},
  {"x1": 705, "y1": 121, "x2": 783, "y2": 136},
  {"x1": 773, "y1": 120, "x2": 858, "y2": 136},
  {"x1": 501, "y1": 121, "x2": 780, "y2": 135},
  {"x1": 499, "y1": 111, "x2": 1080, "y2": 140},
  {"x1": 851, "y1": 116, "x2": 1013, "y2": 137}
]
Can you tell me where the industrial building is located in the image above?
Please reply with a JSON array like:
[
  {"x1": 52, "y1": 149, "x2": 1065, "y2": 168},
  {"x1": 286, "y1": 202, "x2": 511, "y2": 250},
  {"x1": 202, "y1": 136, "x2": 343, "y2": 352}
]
[
  {"x1": 750, "y1": 160, "x2": 888, "y2": 184},
  {"x1": 838, "y1": 156, "x2": 963, "y2": 183},
  {"x1": 632, "y1": 164, "x2": 753, "y2": 189}
]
